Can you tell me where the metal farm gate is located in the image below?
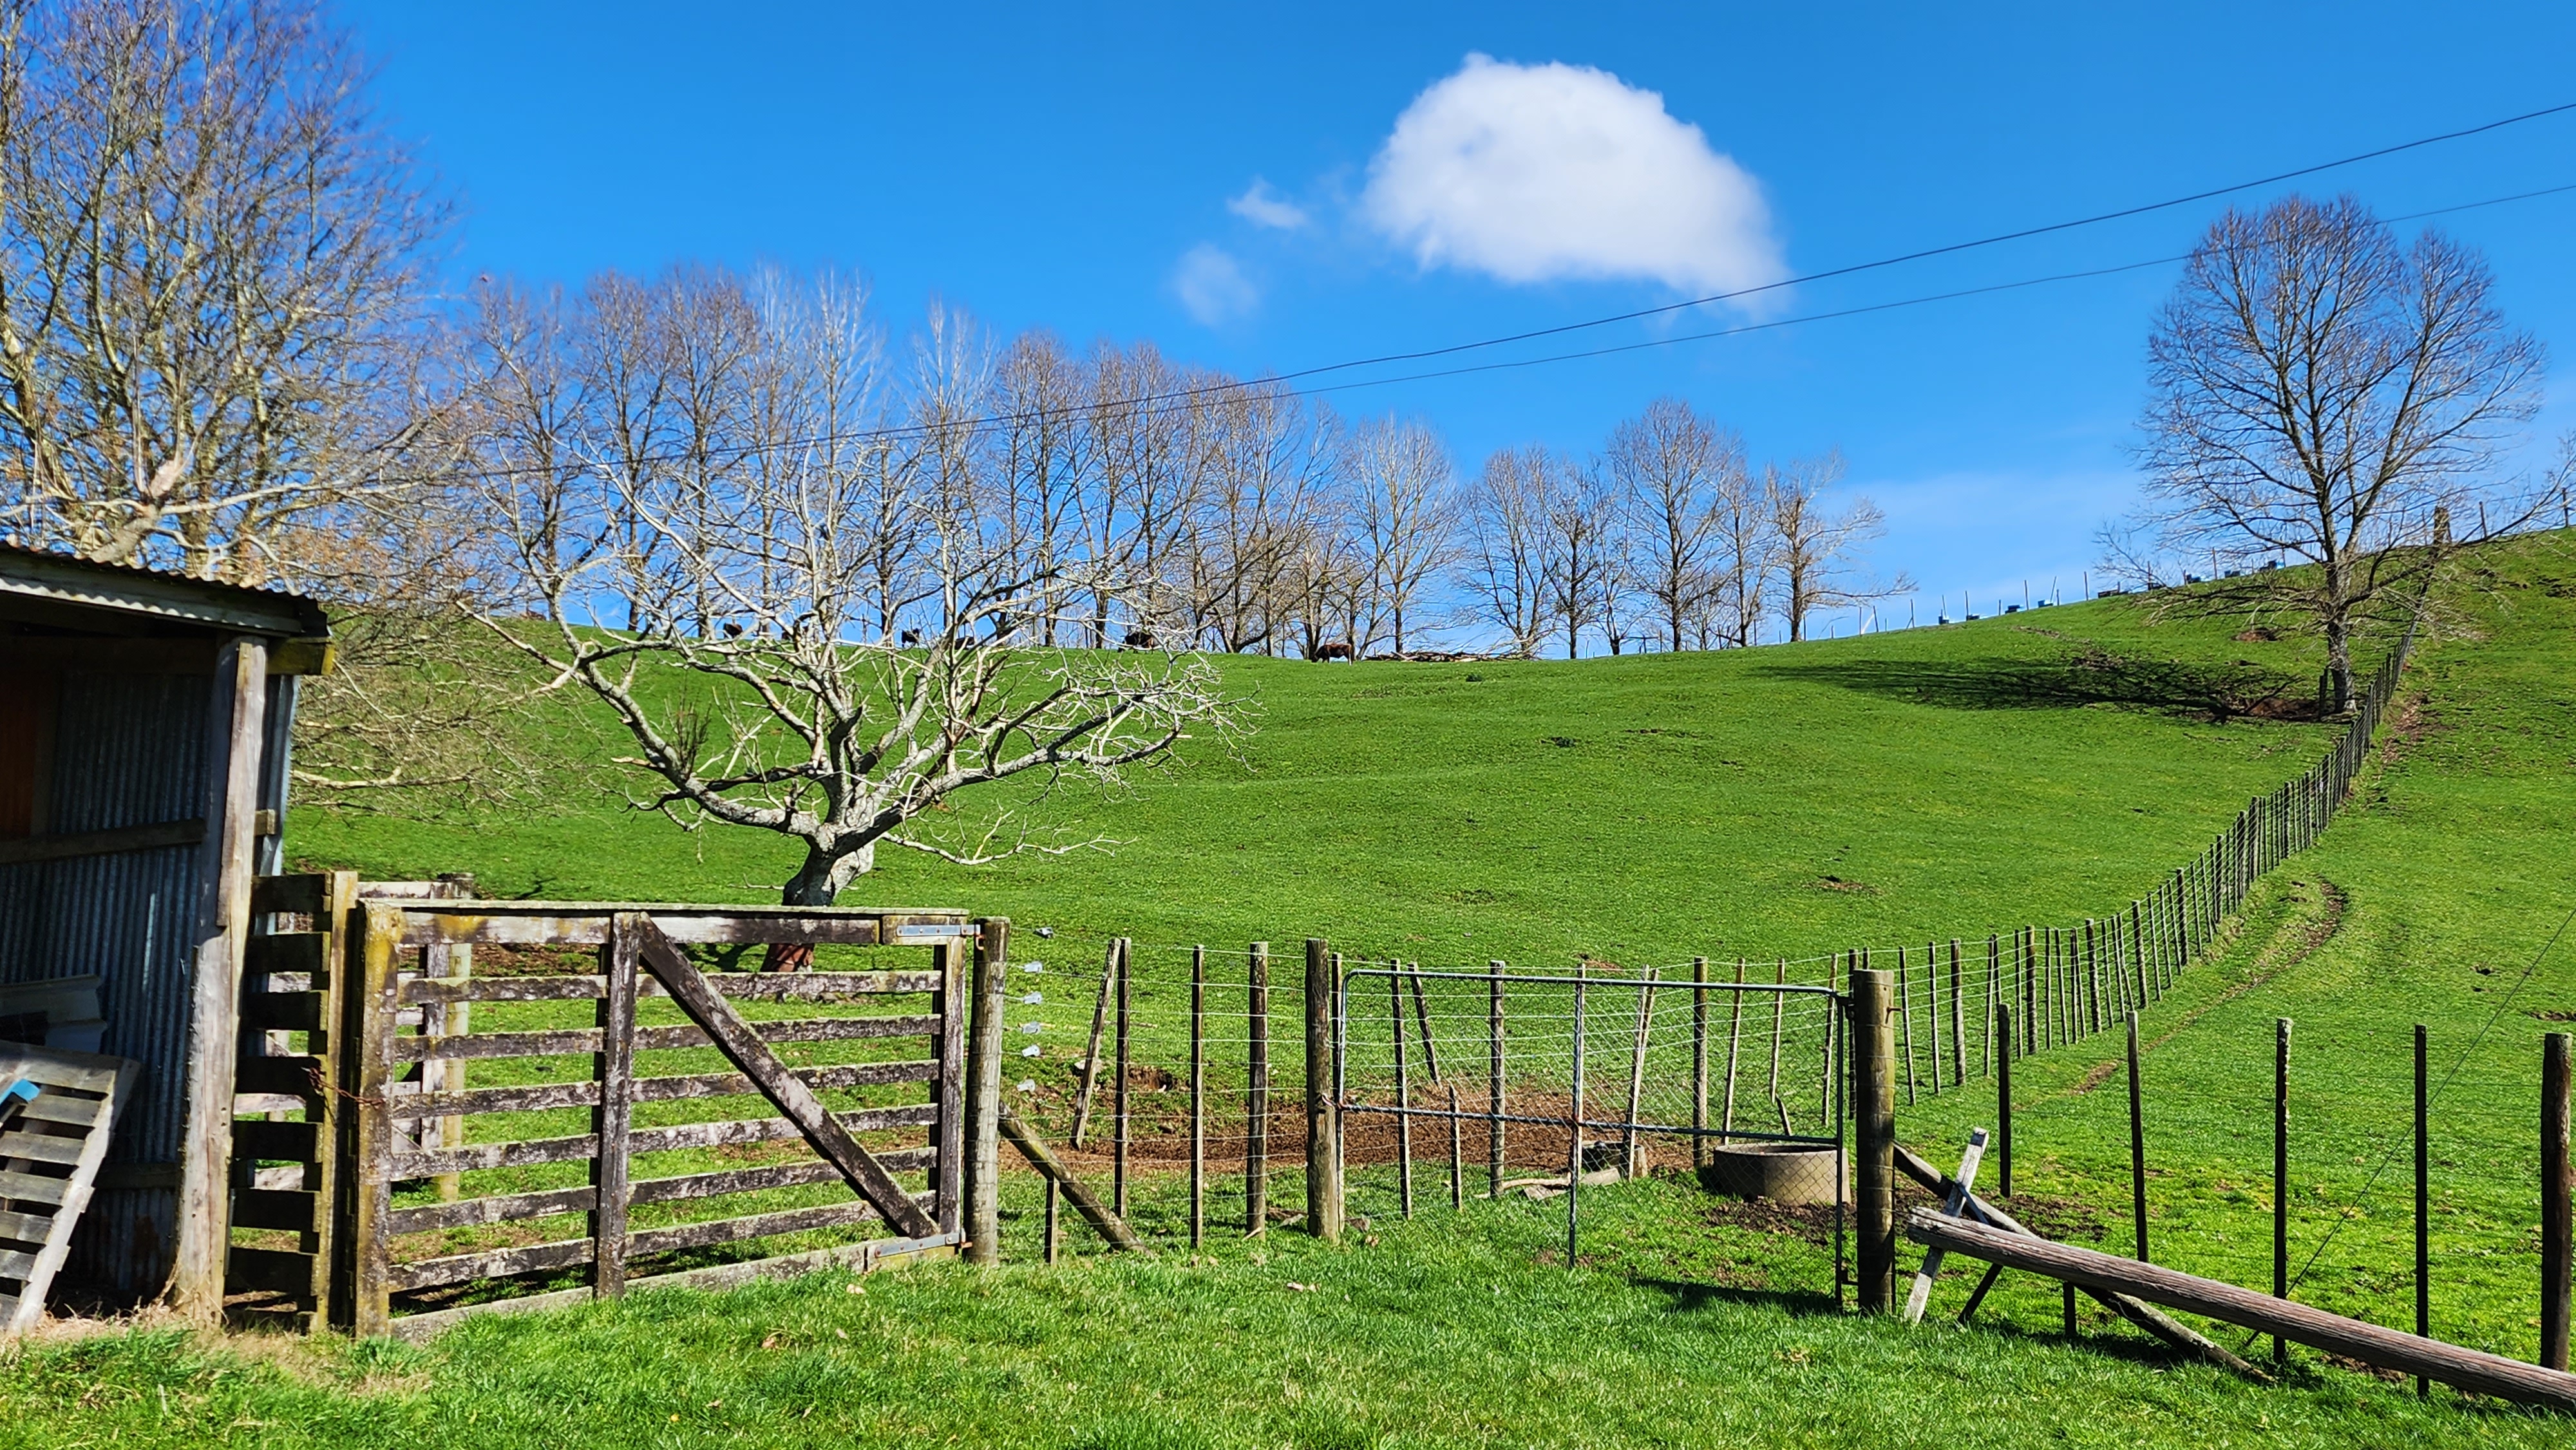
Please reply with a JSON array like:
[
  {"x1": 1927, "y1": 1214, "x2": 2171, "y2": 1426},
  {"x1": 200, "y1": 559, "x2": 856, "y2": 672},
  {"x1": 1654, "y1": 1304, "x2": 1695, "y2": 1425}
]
[
  {"x1": 1334, "y1": 961, "x2": 1848, "y2": 1294},
  {"x1": 222, "y1": 879, "x2": 994, "y2": 1337}
]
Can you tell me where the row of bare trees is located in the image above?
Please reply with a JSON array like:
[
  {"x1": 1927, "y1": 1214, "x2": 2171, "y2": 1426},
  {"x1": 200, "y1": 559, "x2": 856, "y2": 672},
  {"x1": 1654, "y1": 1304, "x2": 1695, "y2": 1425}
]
[{"x1": 1458, "y1": 400, "x2": 1904, "y2": 658}]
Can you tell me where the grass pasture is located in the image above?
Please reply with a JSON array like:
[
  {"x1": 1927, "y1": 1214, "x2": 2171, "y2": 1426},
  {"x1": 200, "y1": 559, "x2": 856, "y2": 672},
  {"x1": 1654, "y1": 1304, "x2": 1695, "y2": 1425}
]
[{"x1": 7, "y1": 534, "x2": 2574, "y2": 1447}]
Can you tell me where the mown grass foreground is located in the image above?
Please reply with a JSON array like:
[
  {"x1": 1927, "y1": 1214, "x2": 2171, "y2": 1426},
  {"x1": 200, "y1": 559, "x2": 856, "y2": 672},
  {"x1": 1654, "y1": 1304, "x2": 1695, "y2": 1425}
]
[
  {"x1": 8, "y1": 1177, "x2": 2571, "y2": 1450},
  {"x1": 8, "y1": 536, "x2": 2573, "y2": 1447}
]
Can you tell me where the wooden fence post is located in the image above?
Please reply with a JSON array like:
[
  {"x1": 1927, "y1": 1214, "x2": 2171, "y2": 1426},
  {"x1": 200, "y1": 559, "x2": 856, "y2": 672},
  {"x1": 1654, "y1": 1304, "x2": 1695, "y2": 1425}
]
[
  {"x1": 343, "y1": 904, "x2": 401, "y2": 1339},
  {"x1": 1189, "y1": 943, "x2": 1206, "y2": 1251},
  {"x1": 1624, "y1": 968, "x2": 1658, "y2": 1177},
  {"x1": 1392, "y1": 969, "x2": 1414, "y2": 1217},
  {"x1": 1246, "y1": 942, "x2": 1269, "y2": 1238},
  {"x1": 2416, "y1": 1022, "x2": 2430, "y2": 1395},
  {"x1": 1997, "y1": 1002, "x2": 2014, "y2": 1197},
  {"x1": 2545, "y1": 1031, "x2": 2571, "y2": 1371},
  {"x1": 1853, "y1": 968, "x2": 1896, "y2": 1312},
  {"x1": 2126, "y1": 1010, "x2": 2148, "y2": 1263},
  {"x1": 1070, "y1": 942, "x2": 1114, "y2": 1148},
  {"x1": 591, "y1": 916, "x2": 639, "y2": 1297},
  {"x1": 1949, "y1": 939, "x2": 1966, "y2": 1088},
  {"x1": 1899, "y1": 946, "x2": 1918, "y2": 1105},
  {"x1": 1984, "y1": 934, "x2": 2000, "y2": 1079},
  {"x1": 1691, "y1": 957, "x2": 1709, "y2": 1168},
  {"x1": 1112, "y1": 937, "x2": 1132, "y2": 1219},
  {"x1": 1409, "y1": 967, "x2": 1441, "y2": 1083},
  {"x1": 965, "y1": 918, "x2": 1009, "y2": 1266},
  {"x1": 2275, "y1": 1016, "x2": 2293, "y2": 1363},
  {"x1": 1305, "y1": 939, "x2": 1341, "y2": 1243},
  {"x1": 1723, "y1": 961, "x2": 1745, "y2": 1142}
]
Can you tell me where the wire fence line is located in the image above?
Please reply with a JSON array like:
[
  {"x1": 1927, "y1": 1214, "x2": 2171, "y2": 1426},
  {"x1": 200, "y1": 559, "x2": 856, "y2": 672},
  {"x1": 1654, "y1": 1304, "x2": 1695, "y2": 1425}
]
[{"x1": 995, "y1": 634, "x2": 2418, "y2": 1259}]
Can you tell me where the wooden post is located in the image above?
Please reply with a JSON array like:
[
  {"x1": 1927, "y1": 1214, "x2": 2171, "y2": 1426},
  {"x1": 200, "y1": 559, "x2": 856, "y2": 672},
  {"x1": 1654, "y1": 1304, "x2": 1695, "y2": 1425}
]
[
  {"x1": 1304, "y1": 939, "x2": 1341, "y2": 1242},
  {"x1": 1624, "y1": 968, "x2": 1657, "y2": 1177},
  {"x1": 2276, "y1": 1016, "x2": 2293, "y2": 1363},
  {"x1": 1488, "y1": 961, "x2": 1506, "y2": 1198},
  {"x1": 1997, "y1": 1003, "x2": 2014, "y2": 1197},
  {"x1": 1949, "y1": 939, "x2": 1967, "y2": 1088},
  {"x1": 1392, "y1": 969, "x2": 1414, "y2": 1218},
  {"x1": 1722, "y1": 961, "x2": 1745, "y2": 1142},
  {"x1": 1447, "y1": 1084, "x2": 1465, "y2": 1211},
  {"x1": 2127, "y1": 1010, "x2": 2148, "y2": 1263},
  {"x1": 1567, "y1": 966, "x2": 1587, "y2": 1266},
  {"x1": 345, "y1": 903, "x2": 401, "y2": 1338},
  {"x1": 965, "y1": 918, "x2": 1009, "y2": 1266},
  {"x1": 1246, "y1": 942, "x2": 1269, "y2": 1238},
  {"x1": 2545, "y1": 1032, "x2": 2572, "y2": 1372},
  {"x1": 175, "y1": 637, "x2": 268, "y2": 1321},
  {"x1": 1112, "y1": 937, "x2": 1133, "y2": 1219},
  {"x1": 1189, "y1": 944, "x2": 1206, "y2": 1251},
  {"x1": 1409, "y1": 968, "x2": 1441, "y2": 1083},
  {"x1": 2085, "y1": 919, "x2": 2101, "y2": 1037},
  {"x1": 591, "y1": 915, "x2": 639, "y2": 1297},
  {"x1": 1899, "y1": 945, "x2": 1918, "y2": 1105},
  {"x1": 2131, "y1": 901, "x2": 2148, "y2": 1008},
  {"x1": 1070, "y1": 941, "x2": 1114, "y2": 1148},
  {"x1": 1984, "y1": 934, "x2": 2000, "y2": 1079},
  {"x1": 1852, "y1": 968, "x2": 1896, "y2": 1312},
  {"x1": 1690, "y1": 957, "x2": 1709, "y2": 1169},
  {"x1": 1768, "y1": 960, "x2": 1786, "y2": 1100},
  {"x1": 2416, "y1": 1022, "x2": 2430, "y2": 1396}
]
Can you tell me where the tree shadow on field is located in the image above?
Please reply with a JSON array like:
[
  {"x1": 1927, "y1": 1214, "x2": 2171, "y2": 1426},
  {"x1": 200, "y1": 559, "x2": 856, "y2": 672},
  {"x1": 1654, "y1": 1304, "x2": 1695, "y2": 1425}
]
[{"x1": 1756, "y1": 647, "x2": 2321, "y2": 724}]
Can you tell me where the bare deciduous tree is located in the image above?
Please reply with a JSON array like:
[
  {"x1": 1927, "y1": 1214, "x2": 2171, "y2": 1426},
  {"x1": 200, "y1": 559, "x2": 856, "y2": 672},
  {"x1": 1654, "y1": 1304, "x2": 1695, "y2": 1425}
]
[
  {"x1": 1540, "y1": 454, "x2": 1619, "y2": 660},
  {"x1": 1607, "y1": 398, "x2": 1738, "y2": 652},
  {"x1": 1457, "y1": 446, "x2": 1553, "y2": 657},
  {"x1": 1707, "y1": 449, "x2": 1775, "y2": 648},
  {"x1": 0, "y1": 0, "x2": 446, "y2": 580},
  {"x1": 1768, "y1": 451, "x2": 1907, "y2": 641},
  {"x1": 468, "y1": 267, "x2": 1237, "y2": 910},
  {"x1": 1348, "y1": 415, "x2": 1455, "y2": 656},
  {"x1": 2130, "y1": 195, "x2": 2543, "y2": 711}
]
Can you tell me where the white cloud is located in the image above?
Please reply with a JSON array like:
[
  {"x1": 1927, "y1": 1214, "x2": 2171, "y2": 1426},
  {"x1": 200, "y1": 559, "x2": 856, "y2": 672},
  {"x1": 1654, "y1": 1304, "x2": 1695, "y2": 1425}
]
[
  {"x1": 1173, "y1": 244, "x2": 1259, "y2": 325},
  {"x1": 1227, "y1": 178, "x2": 1309, "y2": 231},
  {"x1": 1362, "y1": 54, "x2": 1785, "y2": 298}
]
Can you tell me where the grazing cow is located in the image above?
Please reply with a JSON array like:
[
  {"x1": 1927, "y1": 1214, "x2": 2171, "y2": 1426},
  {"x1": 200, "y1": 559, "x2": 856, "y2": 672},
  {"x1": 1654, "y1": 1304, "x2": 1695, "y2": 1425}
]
[
  {"x1": 1313, "y1": 639, "x2": 1355, "y2": 661},
  {"x1": 900, "y1": 628, "x2": 922, "y2": 647},
  {"x1": 1124, "y1": 627, "x2": 1157, "y2": 649}
]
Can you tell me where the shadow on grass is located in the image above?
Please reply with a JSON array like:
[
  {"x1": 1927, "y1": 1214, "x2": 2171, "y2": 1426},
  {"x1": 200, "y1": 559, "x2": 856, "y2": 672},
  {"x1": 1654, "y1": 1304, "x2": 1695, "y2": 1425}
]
[
  {"x1": 1754, "y1": 648, "x2": 2320, "y2": 723},
  {"x1": 1631, "y1": 1275, "x2": 1844, "y2": 1319}
]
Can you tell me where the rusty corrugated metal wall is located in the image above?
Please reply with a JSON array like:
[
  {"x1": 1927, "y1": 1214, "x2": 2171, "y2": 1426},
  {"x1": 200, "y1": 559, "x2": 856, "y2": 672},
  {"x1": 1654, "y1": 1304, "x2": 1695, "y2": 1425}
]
[{"x1": 0, "y1": 671, "x2": 213, "y2": 1296}]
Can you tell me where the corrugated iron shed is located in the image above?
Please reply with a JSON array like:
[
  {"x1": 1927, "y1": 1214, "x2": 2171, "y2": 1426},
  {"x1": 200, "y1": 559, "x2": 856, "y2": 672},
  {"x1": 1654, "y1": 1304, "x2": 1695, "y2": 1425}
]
[{"x1": 0, "y1": 544, "x2": 330, "y2": 1312}]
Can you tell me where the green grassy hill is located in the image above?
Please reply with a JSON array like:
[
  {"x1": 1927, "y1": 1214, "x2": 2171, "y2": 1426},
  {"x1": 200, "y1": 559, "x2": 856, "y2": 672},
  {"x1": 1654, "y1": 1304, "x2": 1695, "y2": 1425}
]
[
  {"x1": 15, "y1": 534, "x2": 2571, "y2": 1449},
  {"x1": 293, "y1": 571, "x2": 2360, "y2": 972}
]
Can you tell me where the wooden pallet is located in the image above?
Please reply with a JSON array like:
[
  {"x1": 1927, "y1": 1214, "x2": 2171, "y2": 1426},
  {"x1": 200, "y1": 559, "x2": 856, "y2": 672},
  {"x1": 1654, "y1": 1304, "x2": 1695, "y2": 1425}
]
[{"x1": 0, "y1": 1043, "x2": 139, "y2": 1335}]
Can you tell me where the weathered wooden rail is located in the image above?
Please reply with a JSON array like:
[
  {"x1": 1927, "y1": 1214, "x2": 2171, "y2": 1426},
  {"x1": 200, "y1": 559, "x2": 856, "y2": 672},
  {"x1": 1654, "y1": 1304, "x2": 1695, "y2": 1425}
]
[{"x1": 222, "y1": 887, "x2": 999, "y2": 1337}]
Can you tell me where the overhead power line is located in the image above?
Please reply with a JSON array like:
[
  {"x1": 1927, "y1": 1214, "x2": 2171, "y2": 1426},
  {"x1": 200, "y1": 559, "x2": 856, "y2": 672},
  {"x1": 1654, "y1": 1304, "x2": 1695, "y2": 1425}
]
[{"x1": 390, "y1": 101, "x2": 2576, "y2": 491}]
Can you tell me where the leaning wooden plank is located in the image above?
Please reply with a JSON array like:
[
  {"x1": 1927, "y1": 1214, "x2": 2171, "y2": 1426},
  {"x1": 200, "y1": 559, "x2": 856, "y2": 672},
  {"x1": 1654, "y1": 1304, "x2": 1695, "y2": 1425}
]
[
  {"x1": 0, "y1": 1042, "x2": 138, "y2": 1335},
  {"x1": 626, "y1": 914, "x2": 938, "y2": 1239},
  {"x1": 1908, "y1": 1209, "x2": 2573, "y2": 1406},
  {"x1": 1902, "y1": 1128, "x2": 1988, "y2": 1324},
  {"x1": 997, "y1": 1108, "x2": 1142, "y2": 1252},
  {"x1": 1893, "y1": 1142, "x2": 2265, "y2": 1380}
]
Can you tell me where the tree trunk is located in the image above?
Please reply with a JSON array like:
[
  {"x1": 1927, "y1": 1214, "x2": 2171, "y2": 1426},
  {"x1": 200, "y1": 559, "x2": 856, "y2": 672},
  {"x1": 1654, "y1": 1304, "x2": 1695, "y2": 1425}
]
[
  {"x1": 2323, "y1": 614, "x2": 2356, "y2": 717},
  {"x1": 764, "y1": 839, "x2": 875, "y2": 971}
]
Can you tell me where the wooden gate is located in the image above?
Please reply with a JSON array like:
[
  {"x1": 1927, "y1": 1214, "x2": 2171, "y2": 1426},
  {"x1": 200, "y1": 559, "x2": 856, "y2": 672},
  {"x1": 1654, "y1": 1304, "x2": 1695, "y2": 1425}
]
[{"x1": 225, "y1": 888, "x2": 991, "y2": 1337}]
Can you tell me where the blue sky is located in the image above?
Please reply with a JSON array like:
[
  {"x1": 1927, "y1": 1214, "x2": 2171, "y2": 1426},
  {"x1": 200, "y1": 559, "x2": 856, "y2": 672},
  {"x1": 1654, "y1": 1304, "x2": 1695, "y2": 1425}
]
[{"x1": 340, "y1": 1, "x2": 2576, "y2": 640}]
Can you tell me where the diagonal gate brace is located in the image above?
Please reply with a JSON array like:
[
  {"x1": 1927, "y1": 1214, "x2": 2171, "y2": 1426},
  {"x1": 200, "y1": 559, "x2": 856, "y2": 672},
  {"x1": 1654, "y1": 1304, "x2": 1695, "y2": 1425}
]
[{"x1": 625, "y1": 913, "x2": 939, "y2": 1241}]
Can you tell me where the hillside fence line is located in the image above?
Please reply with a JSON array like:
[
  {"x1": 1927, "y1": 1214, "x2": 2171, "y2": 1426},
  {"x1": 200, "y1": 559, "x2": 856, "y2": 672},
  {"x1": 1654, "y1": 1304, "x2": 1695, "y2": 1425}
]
[{"x1": 1003, "y1": 631, "x2": 2421, "y2": 1254}]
